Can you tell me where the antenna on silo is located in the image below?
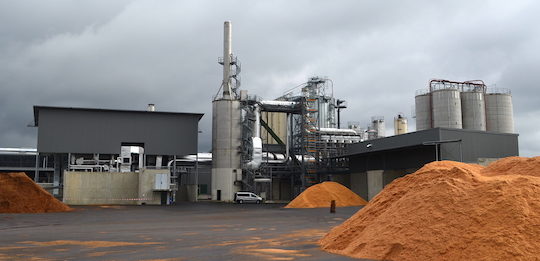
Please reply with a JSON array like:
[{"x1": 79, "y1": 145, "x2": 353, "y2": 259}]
[{"x1": 215, "y1": 21, "x2": 241, "y2": 101}]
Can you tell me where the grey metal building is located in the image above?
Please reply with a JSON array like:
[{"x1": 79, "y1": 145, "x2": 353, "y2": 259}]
[
  {"x1": 341, "y1": 128, "x2": 519, "y2": 201},
  {"x1": 34, "y1": 106, "x2": 202, "y2": 155},
  {"x1": 33, "y1": 106, "x2": 203, "y2": 199}
]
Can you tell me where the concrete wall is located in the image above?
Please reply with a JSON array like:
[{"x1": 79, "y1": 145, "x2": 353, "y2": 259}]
[
  {"x1": 331, "y1": 174, "x2": 351, "y2": 188},
  {"x1": 350, "y1": 172, "x2": 368, "y2": 201},
  {"x1": 367, "y1": 170, "x2": 384, "y2": 200},
  {"x1": 63, "y1": 171, "x2": 139, "y2": 205},
  {"x1": 64, "y1": 168, "x2": 172, "y2": 205},
  {"x1": 177, "y1": 185, "x2": 198, "y2": 202},
  {"x1": 138, "y1": 169, "x2": 171, "y2": 205},
  {"x1": 383, "y1": 168, "x2": 418, "y2": 186},
  {"x1": 211, "y1": 168, "x2": 241, "y2": 202},
  {"x1": 349, "y1": 168, "x2": 419, "y2": 202},
  {"x1": 272, "y1": 178, "x2": 293, "y2": 201}
]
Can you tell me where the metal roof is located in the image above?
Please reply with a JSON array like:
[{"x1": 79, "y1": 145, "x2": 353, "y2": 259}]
[
  {"x1": 344, "y1": 127, "x2": 518, "y2": 157},
  {"x1": 33, "y1": 105, "x2": 203, "y2": 126}
]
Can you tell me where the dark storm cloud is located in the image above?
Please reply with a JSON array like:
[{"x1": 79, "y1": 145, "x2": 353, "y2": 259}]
[{"x1": 0, "y1": 0, "x2": 538, "y2": 156}]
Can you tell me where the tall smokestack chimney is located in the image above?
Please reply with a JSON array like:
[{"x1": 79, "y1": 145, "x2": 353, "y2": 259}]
[{"x1": 222, "y1": 21, "x2": 232, "y2": 99}]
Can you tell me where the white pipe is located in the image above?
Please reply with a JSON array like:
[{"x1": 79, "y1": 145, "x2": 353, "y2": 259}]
[
  {"x1": 138, "y1": 147, "x2": 144, "y2": 170},
  {"x1": 222, "y1": 21, "x2": 232, "y2": 99},
  {"x1": 319, "y1": 127, "x2": 358, "y2": 135},
  {"x1": 245, "y1": 104, "x2": 262, "y2": 169},
  {"x1": 167, "y1": 159, "x2": 184, "y2": 168},
  {"x1": 245, "y1": 137, "x2": 262, "y2": 169},
  {"x1": 0, "y1": 148, "x2": 37, "y2": 155},
  {"x1": 260, "y1": 100, "x2": 298, "y2": 107}
]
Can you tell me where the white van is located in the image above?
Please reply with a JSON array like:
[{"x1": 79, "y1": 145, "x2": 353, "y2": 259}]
[{"x1": 234, "y1": 192, "x2": 263, "y2": 204}]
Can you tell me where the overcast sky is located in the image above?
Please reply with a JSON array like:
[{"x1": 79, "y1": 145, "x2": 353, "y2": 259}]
[{"x1": 0, "y1": 0, "x2": 539, "y2": 156}]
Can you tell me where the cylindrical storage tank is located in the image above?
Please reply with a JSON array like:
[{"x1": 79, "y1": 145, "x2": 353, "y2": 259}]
[
  {"x1": 415, "y1": 93, "x2": 431, "y2": 131},
  {"x1": 460, "y1": 90, "x2": 486, "y2": 131},
  {"x1": 486, "y1": 92, "x2": 514, "y2": 133},
  {"x1": 367, "y1": 127, "x2": 377, "y2": 140},
  {"x1": 212, "y1": 99, "x2": 242, "y2": 169},
  {"x1": 371, "y1": 117, "x2": 385, "y2": 138},
  {"x1": 319, "y1": 100, "x2": 329, "y2": 128},
  {"x1": 394, "y1": 115, "x2": 408, "y2": 135},
  {"x1": 315, "y1": 97, "x2": 337, "y2": 129},
  {"x1": 432, "y1": 88, "x2": 462, "y2": 129}
]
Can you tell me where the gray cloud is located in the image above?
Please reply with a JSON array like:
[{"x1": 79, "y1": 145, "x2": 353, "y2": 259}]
[{"x1": 0, "y1": 0, "x2": 538, "y2": 156}]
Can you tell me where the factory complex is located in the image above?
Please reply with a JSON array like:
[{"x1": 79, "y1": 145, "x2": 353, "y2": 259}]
[
  {"x1": 1, "y1": 21, "x2": 534, "y2": 261},
  {"x1": 0, "y1": 21, "x2": 518, "y2": 206}
]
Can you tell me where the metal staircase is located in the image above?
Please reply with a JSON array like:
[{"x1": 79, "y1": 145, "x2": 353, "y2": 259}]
[{"x1": 302, "y1": 96, "x2": 320, "y2": 187}]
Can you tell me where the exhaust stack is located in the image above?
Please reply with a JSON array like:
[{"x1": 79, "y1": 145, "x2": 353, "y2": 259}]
[{"x1": 222, "y1": 21, "x2": 233, "y2": 99}]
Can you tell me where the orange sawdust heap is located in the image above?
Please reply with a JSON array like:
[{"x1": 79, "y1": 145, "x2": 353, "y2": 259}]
[
  {"x1": 319, "y1": 157, "x2": 540, "y2": 261},
  {"x1": 0, "y1": 172, "x2": 72, "y2": 213},
  {"x1": 285, "y1": 181, "x2": 368, "y2": 208}
]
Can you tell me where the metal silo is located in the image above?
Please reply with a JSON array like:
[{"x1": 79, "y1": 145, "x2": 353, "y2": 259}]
[
  {"x1": 371, "y1": 116, "x2": 385, "y2": 138},
  {"x1": 212, "y1": 100, "x2": 242, "y2": 170},
  {"x1": 460, "y1": 89, "x2": 486, "y2": 131},
  {"x1": 394, "y1": 114, "x2": 408, "y2": 135},
  {"x1": 367, "y1": 126, "x2": 377, "y2": 140},
  {"x1": 211, "y1": 21, "x2": 243, "y2": 202},
  {"x1": 486, "y1": 90, "x2": 514, "y2": 133},
  {"x1": 432, "y1": 88, "x2": 462, "y2": 129},
  {"x1": 415, "y1": 91, "x2": 432, "y2": 131}
]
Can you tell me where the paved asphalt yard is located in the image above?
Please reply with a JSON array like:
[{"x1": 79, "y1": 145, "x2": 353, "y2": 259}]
[{"x1": 0, "y1": 202, "x2": 364, "y2": 261}]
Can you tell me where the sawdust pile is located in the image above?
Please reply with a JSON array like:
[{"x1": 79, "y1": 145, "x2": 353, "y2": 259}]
[
  {"x1": 320, "y1": 157, "x2": 540, "y2": 261},
  {"x1": 285, "y1": 181, "x2": 367, "y2": 208},
  {"x1": 0, "y1": 172, "x2": 72, "y2": 213}
]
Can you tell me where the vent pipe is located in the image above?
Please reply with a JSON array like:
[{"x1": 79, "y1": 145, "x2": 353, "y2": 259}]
[
  {"x1": 222, "y1": 21, "x2": 233, "y2": 99},
  {"x1": 147, "y1": 104, "x2": 155, "y2": 112}
]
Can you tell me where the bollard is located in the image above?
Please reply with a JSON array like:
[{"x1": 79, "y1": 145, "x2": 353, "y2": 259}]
[{"x1": 330, "y1": 200, "x2": 336, "y2": 213}]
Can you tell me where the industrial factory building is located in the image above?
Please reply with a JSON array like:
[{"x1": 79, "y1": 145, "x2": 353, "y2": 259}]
[
  {"x1": 209, "y1": 21, "x2": 368, "y2": 202},
  {"x1": 33, "y1": 105, "x2": 203, "y2": 205},
  {"x1": 2, "y1": 22, "x2": 520, "y2": 207},
  {"x1": 0, "y1": 148, "x2": 54, "y2": 183},
  {"x1": 206, "y1": 22, "x2": 521, "y2": 203},
  {"x1": 339, "y1": 79, "x2": 519, "y2": 201},
  {"x1": 343, "y1": 128, "x2": 519, "y2": 201}
]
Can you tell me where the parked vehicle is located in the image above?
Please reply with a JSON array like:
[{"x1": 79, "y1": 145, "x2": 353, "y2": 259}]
[{"x1": 234, "y1": 192, "x2": 263, "y2": 204}]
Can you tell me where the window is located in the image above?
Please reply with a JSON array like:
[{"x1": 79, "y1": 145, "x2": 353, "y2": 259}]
[{"x1": 198, "y1": 184, "x2": 208, "y2": 194}]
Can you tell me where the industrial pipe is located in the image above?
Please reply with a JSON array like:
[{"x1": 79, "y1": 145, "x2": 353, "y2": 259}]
[
  {"x1": 245, "y1": 137, "x2": 262, "y2": 169},
  {"x1": 318, "y1": 127, "x2": 358, "y2": 135},
  {"x1": 254, "y1": 104, "x2": 260, "y2": 138},
  {"x1": 246, "y1": 104, "x2": 262, "y2": 169},
  {"x1": 222, "y1": 21, "x2": 233, "y2": 99},
  {"x1": 259, "y1": 100, "x2": 298, "y2": 107}
]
